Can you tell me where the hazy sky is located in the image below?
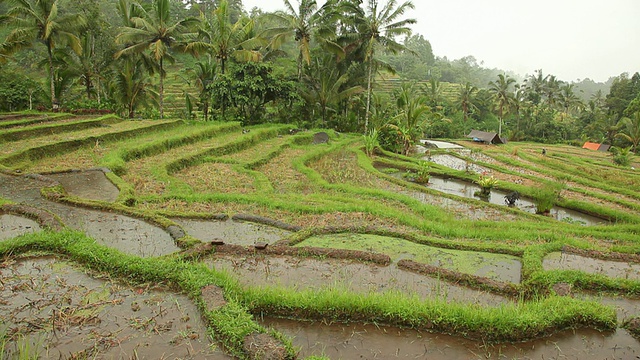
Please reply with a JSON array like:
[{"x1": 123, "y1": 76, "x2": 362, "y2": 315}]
[{"x1": 242, "y1": 0, "x2": 640, "y2": 83}]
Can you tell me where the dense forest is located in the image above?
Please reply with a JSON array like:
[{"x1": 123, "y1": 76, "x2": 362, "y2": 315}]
[{"x1": 1, "y1": 0, "x2": 639, "y2": 151}]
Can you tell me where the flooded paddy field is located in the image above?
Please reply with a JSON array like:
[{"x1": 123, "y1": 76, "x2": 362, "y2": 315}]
[
  {"x1": 174, "y1": 218, "x2": 291, "y2": 246},
  {"x1": 0, "y1": 214, "x2": 41, "y2": 241},
  {"x1": 207, "y1": 254, "x2": 508, "y2": 306},
  {"x1": 544, "y1": 251, "x2": 640, "y2": 281},
  {"x1": 261, "y1": 318, "x2": 639, "y2": 360},
  {"x1": 2, "y1": 115, "x2": 640, "y2": 358},
  {"x1": 0, "y1": 256, "x2": 230, "y2": 359}
]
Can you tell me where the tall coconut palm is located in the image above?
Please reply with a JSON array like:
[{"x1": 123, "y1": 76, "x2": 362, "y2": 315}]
[
  {"x1": 264, "y1": 0, "x2": 341, "y2": 79},
  {"x1": 115, "y1": 0, "x2": 198, "y2": 118},
  {"x1": 558, "y1": 83, "x2": 584, "y2": 116},
  {"x1": 344, "y1": 0, "x2": 416, "y2": 133},
  {"x1": 456, "y1": 82, "x2": 478, "y2": 134},
  {"x1": 110, "y1": 56, "x2": 156, "y2": 118},
  {"x1": 421, "y1": 78, "x2": 445, "y2": 109},
  {"x1": 302, "y1": 55, "x2": 363, "y2": 126},
  {"x1": 542, "y1": 75, "x2": 562, "y2": 109},
  {"x1": 488, "y1": 73, "x2": 516, "y2": 137},
  {"x1": 188, "y1": 55, "x2": 217, "y2": 120},
  {"x1": 185, "y1": 0, "x2": 263, "y2": 118},
  {"x1": 186, "y1": 0, "x2": 262, "y2": 75},
  {"x1": 1, "y1": 0, "x2": 86, "y2": 109}
]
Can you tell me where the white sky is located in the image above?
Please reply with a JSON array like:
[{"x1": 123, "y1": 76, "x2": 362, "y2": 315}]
[{"x1": 242, "y1": 0, "x2": 640, "y2": 83}]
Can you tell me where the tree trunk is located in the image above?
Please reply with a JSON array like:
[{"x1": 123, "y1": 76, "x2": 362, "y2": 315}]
[
  {"x1": 221, "y1": 57, "x2": 226, "y2": 119},
  {"x1": 48, "y1": 44, "x2": 57, "y2": 110},
  {"x1": 159, "y1": 57, "x2": 164, "y2": 119},
  {"x1": 297, "y1": 50, "x2": 303, "y2": 81},
  {"x1": 365, "y1": 58, "x2": 373, "y2": 134}
]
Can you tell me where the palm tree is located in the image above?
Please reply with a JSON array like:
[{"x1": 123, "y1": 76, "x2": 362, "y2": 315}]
[
  {"x1": 558, "y1": 83, "x2": 584, "y2": 116},
  {"x1": 115, "y1": 0, "x2": 198, "y2": 118},
  {"x1": 617, "y1": 112, "x2": 640, "y2": 153},
  {"x1": 1, "y1": 0, "x2": 86, "y2": 109},
  {"x1": 187, "y1": 0, "x2": 262, "y2": 74},
  {"x1": 264, "y1": 0, "x2": 340, "y2": 79},
  {"x1": 456, "y1": 82, "x2": 478, "y2": 134},
  {"x1": 302, "y1": 55, "x2": 363, "y2": 126},
  {"x1": 523, "y1": 69, "x2": 545, "y2": 105},
  {"x1": 421, "y1": 78, "x2": 445, "y2": 109},
  {"x1": 110, "y1": 56, "x2": 156, "y2": 119},
  {"x1": 188, "y1": 55, "x2": 217, "y2": 120},
  {"x1": 542, "y1": 75, "x2": 562, "y2": 109},
  {"x1": 390, "y1": 82, "x2": 430, "y2": 154},
  {"x1": 344, "y1": 0, "x2": 416, "y2": 133},
  {"x1": 488, "y1": 73, "x2": 516, "y2": 138},
  {"x1": 185, "y1": 0, "x2": 262, "y2": 118}
]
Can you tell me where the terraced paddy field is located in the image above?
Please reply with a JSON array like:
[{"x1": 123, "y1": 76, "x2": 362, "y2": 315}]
[{"x1": 1, "y1": 112, "x2": 640, "y2": 359}]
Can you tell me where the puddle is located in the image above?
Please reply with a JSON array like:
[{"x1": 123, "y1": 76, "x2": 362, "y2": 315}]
[
  {"x1": 299, "y1": 233, "x2": 521, "y2": 284},
  {"x1": 65, "y1": 209, "x2": 180, "y2": 257},
  {"x1": 429, "y1": 153, "x2": 489, "y2": 173},
  {"x1": 543, "y1": 252, "x2": 640, "y2": 281},
  {"x1": 0, "y1": 214, "x2": 41, "y2": 240},
  {"x1": 261, "y1": 317, "x2": 639, "y2": 360},
  {"x1": 0, "y1": 173, "x2": 179, "y2": 257},
  {"x1": 578, "y1": 293, "x2": 640, "y2": 321},
  {"x1": 0, "y1": 257, "x2": 231, "y2": 359},
  {"x1": 46, "y1": 169, "x2": 120, "y2": 202},
  {"x1": 207, "y1": 255, "x2": 508, "y2": 306},
  {"x1": 419, "y1": 139, "x2": 465, "y2": 149},
  {"x1": 381, "y1": 167, "x2": 606, "y2": 226},
  {"x1": 173, "y1": 218, "x2": 291, "y2": 246}
]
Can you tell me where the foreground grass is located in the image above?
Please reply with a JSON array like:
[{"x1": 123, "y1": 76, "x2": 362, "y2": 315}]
[
  {"x1": 2, "y1": 113, "x2": 640, "y2": 356},
  {"x1": 0, "y1": 230, "x2": 618, "y2": 351}
]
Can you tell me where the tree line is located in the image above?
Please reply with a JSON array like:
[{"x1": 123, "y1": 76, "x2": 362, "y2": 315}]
[{"x1": 1, "y1": 0, "x2": 639, "y2": 153}]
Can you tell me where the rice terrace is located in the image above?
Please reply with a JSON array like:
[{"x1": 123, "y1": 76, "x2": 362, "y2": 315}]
[
  {"x1": 1, "y1": 0, "x2": 640, "y2": 357},
  {"x1": 1, "y1": 111, "x2": 640, "y2": 359}
]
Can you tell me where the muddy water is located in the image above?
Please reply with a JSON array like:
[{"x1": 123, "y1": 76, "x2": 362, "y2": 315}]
[
  {"x1": 429, "y1": 153, "x2": 489, "y2": 173},
  {"x1": 427, "y1": 176, "x2": 607, "y2": 225},
  {"x1": 383, "y1": 168, "x2": 606, "y2": 225},
  {"x1": 174, "y1": 218, "x2": 291, "y2": 246},
  {"x1": 299, "y1": 233, "x2": 521, "y2": 284},
  {"x1": 398, "y1": 188, "x2": 520, "y2": 221},
  {"x1": 261, "y1": 317, "x2": 639, "y2": 360},
  {"x1": 46, "y1": 169, "x2": 120, "y2": 202},
  {"x1": 0, "y1": 173, "x2": 179, "y2": 257},
  {"x1": 0, "y1": 214, "x2": 41, "y2": 240},
  {"x1": 543, "y1": 252, "x2": 640, "y2": 281},
  {"x1": 0, "y1": 257, "x2": 231, "y2": 359},
  {"x1": 207, "y1": 255, "x2": 508, "y2": 306}
]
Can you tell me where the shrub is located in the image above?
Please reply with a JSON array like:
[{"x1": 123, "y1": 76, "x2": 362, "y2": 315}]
[
  {"x1": 377, "y1": 125, "x2": 403, "y2": 153},
  {"x1": 414, "y1": 161, "x2": 430, "y2": 184},
  {"x1": 532, "y1": 182, "x2": 564, "y2": 214},
  {"x1": 476, "y1": 175, "x2": 498, "y2": 196},
  {"x1": 611, "y1": 146, "x2": 632, "y2": 166},
  {"x1": 363, "y1": 129, "x2": 379, "y2": 156}
]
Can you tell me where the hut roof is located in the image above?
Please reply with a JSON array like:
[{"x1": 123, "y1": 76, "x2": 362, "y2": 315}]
[
  {"x1": 583, "y1": 142, "x2": 611, "y2": 152},
  {"x1": 466, "y1": 130, "x2": 506, "y2": 144}
]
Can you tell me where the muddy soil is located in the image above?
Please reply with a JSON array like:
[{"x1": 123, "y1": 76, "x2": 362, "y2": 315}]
[
  {"x1": 46, "y1": 169, "x2": 120, "y2": 202},
  {"x1": 206, "y1": 254, "x2": 508, "y2": 307},
  {"x1": 261, "y1": 317, "x2": 639, "y2": 360},
  {"x1": 0, "y1": 256, "x2": 230, "y2": 359},
  {"x1": 0, "y1": 214, "x2": 41, "y2": 240},
  {"x1": 0, "y1": 173, "x2": 179, "y2": 257},
  {"x1": 543, "y1": 252, "x2": 640, "y2": 281},
  {"x1": 174, "y1": 218, "x2": 291, "y2": 246}
]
